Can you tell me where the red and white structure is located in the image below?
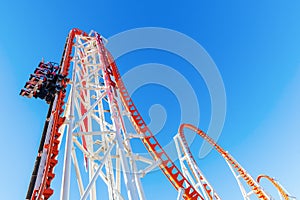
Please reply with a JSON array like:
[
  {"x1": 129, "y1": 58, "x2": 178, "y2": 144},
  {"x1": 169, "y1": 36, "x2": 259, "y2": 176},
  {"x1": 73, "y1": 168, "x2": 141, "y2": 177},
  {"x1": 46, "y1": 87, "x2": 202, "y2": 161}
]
[
  {"x1": 22, "y1": 29, "x2": 295, "y2": 200},
  {"x1": 257, "y1": 175, "x2": 296, "y2": 200}
]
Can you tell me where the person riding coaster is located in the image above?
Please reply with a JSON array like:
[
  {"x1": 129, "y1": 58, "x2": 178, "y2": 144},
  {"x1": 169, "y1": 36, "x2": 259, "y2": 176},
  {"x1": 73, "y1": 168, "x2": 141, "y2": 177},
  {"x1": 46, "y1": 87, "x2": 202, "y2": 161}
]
[
  {"x1": 38, "y1": 61, "x2": 59, "y2": 72},
  {"x1": 30, "y1": 74, "x2": 47, "y2": 82},
  {"x1": 21, "y1": 60, "x2": 65, "y2": 104},
  {"x1": 19, "y1": 89, "x2": 35, "y2": 98}
]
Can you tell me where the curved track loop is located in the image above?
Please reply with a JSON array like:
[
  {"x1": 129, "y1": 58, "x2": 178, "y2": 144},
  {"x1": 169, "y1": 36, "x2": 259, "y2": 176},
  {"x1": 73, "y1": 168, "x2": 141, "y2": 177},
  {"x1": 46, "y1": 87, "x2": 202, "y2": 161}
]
[
  {"x1": 179, "y1": 124, "x2": 270, "y2": 200},
  {"x1": 257, "y1": 175, "x2": 291, "y2": 200},
  {"x1": 177, "y1": 128, "x2": 221, "y2": 200}
]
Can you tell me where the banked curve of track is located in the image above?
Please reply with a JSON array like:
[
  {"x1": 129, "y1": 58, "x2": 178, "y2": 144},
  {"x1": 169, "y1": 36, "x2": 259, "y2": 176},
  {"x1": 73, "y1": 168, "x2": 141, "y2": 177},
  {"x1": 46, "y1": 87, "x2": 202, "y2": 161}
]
[{"x1": 178, "y1": 123, "x2": 270, "y2": 200}]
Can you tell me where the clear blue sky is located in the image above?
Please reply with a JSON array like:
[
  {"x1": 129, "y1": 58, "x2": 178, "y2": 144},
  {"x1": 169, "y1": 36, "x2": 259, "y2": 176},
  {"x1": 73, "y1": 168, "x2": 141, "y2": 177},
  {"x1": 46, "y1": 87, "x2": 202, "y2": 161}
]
[{"x1": 0, "y1": 1, "x2": 299, "y2": 199}]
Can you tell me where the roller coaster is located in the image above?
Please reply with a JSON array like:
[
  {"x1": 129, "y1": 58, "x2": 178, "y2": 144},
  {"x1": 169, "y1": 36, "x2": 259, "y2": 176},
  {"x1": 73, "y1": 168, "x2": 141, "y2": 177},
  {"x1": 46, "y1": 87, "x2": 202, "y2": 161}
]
[{"x1": 20, "y1": 29, "x2": 295, "y2": 200}]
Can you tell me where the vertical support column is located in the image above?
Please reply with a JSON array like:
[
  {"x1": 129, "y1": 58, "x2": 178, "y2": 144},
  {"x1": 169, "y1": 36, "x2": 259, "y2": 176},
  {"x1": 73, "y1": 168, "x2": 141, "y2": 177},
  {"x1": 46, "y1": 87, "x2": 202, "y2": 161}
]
[
  {"x1": 113, "y1": 115, "x2": 139, "y2": 200},
  {"x1": 115, "y1": 89, "x2": 146, "y2": 200},
  {"x1": 95, "y1": 33, "x2": 139, "y2": 200},
  {"x1": 60, "y1": 49, "x2": 78, "y2": 200}
]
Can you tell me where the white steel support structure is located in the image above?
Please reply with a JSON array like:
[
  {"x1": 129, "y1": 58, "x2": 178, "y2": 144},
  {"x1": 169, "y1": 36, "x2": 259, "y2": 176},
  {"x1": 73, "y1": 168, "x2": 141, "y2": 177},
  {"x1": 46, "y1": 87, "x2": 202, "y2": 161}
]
[
  {"x1": 23, "y1": 29, "x2": 296, "y2": 200},
  {"x1": 174, "y1": 134, "x2": 221, "y2": 200},
  {"x1": 59, "y1": 32, "x2": 154, "y2": 200}
]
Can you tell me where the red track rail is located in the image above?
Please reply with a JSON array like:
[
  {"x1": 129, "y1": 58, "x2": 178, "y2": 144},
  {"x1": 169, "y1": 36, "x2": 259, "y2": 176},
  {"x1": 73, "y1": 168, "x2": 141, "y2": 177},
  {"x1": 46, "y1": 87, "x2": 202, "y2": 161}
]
[
  {"x1": 178, "y1": 126, "x2": 220, "y2": 200},
  {"x1": 257, "y1": 175, "x2": 289, "y2": 200},
  {"x1": 179, "y1": 124, "x2": 270, "y2": 200},
  {"x1": 105, "y1": 45, "x2": 204, "y2": 199}
]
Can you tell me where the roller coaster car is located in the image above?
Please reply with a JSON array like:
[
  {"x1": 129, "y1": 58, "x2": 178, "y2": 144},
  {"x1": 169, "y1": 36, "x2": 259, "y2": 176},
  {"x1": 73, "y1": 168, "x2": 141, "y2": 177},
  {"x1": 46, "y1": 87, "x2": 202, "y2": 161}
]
[
  {"x1": 30, "y1": 74, "x2": 47, "y2": 82},
  {"x1": 25, "y1": 80, "x2": 37, "y2": 87},
  {"x1": 34, "y1": 68, "x2": 50, "y2": 74},
  {"x1": 25, "y1": 83, "x2": 36, "y2": 90},
  {"x1": 38, "y1": 61, "x2": 59, "y2": 72},
  {"x1": 51, "y1": 63, "x2": 59, "y2": 73},
  {"x1": 35, "y1": 88, "x2": 48, "y2": 100},
  {"x1": 21, "y1": 60, "x2": 64, "y2": 104},
  {"x1": 20, "y1": 89, "x2": 34, "y2": 98},
  {"x1": 35, "y1": 69, "x2": 51, "y2": 76},
  {"x1": 25, "y1": 83, "x2": 42, "y2": 92},
  {"x1": 38, "y1": 63, "x2": 49, "y2": 69}
]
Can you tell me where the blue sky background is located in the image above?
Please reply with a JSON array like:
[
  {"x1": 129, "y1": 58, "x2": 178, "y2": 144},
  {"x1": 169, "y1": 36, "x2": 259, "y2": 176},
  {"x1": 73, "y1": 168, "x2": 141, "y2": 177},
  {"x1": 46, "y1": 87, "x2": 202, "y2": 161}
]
[{"x1": 0, "y1": 1, "x2": 299, "y2": 199}]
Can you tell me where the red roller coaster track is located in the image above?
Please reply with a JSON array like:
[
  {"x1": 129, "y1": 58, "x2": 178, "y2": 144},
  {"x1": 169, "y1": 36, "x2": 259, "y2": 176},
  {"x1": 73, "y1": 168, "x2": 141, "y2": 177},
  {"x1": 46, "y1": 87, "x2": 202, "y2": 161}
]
[
  {"x1": 22, "y1": 28, "x2": 295, "y2": 200},
  {"x1": 257, "y1": 175, "x2": 295, "y2": 200}
]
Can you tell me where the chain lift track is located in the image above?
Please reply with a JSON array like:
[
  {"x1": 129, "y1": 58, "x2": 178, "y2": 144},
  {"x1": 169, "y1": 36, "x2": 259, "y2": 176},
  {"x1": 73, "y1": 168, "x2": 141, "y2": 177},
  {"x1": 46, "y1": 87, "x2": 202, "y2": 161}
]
[{"x1": 22, "y1": 28, "x2": 296, "y2": 200}]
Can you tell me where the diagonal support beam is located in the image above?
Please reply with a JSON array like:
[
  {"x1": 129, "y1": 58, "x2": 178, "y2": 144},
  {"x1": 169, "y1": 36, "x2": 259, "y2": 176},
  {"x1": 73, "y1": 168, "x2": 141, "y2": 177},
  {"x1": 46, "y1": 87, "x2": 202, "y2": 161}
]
[{"x1": 80, "y1": 142, "x2": 115, "y2": 200}]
